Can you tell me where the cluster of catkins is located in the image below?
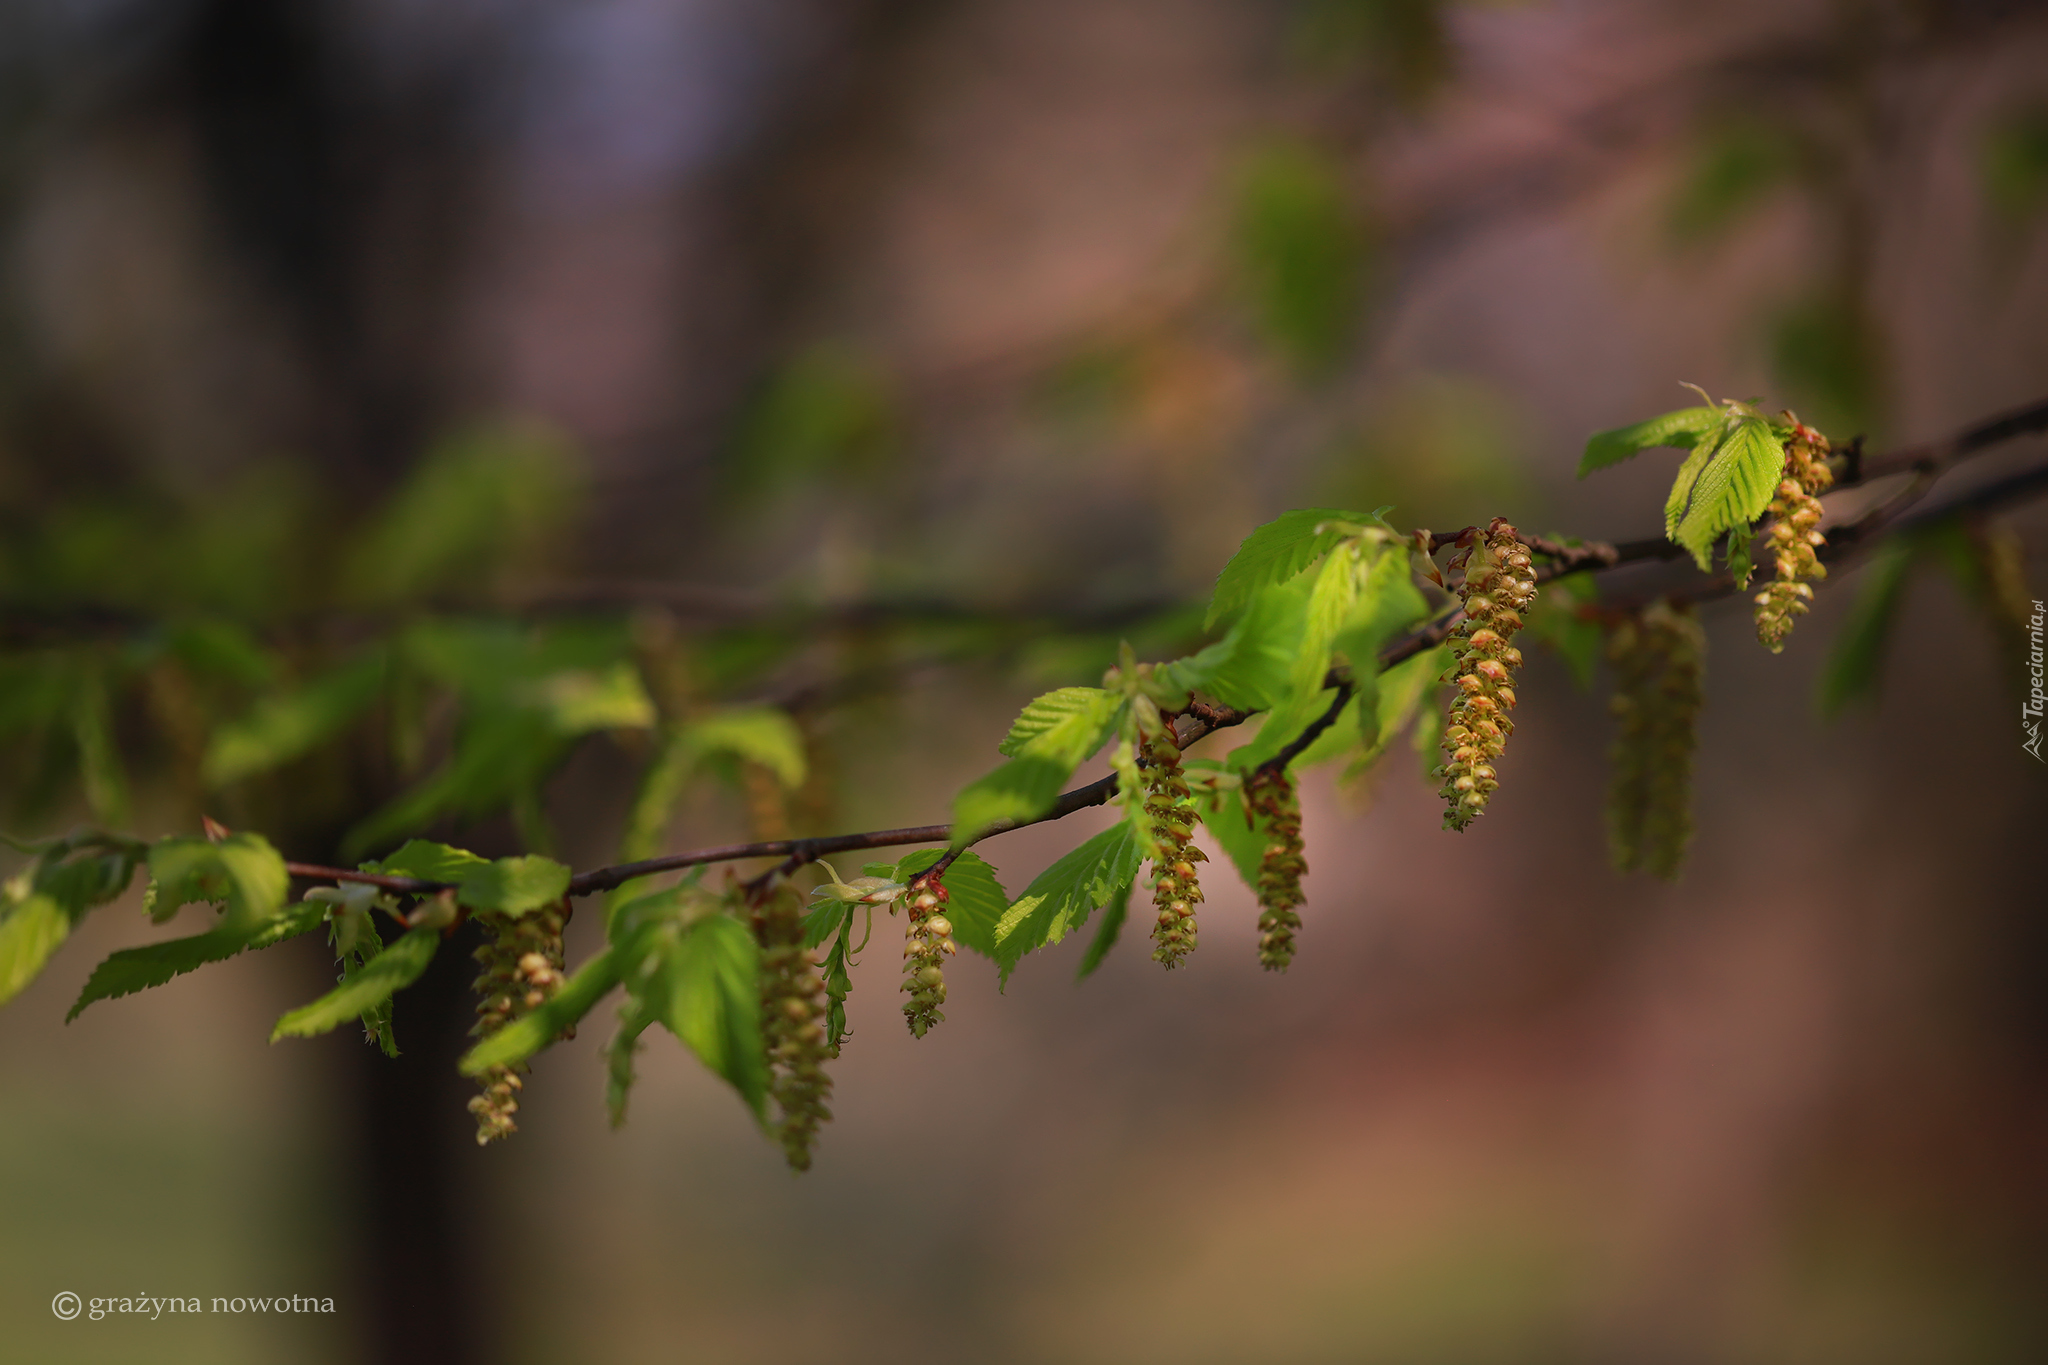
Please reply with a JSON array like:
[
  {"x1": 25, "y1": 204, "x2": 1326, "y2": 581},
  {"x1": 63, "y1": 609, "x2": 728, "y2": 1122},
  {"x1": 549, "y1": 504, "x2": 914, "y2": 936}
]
[
  {"x1": 1141, "y1": 717, "x2": 1207, "y2": 969},
  {"x1": 755, "y1": 884, "x2": 833, "y2": 1171},
  {"x1": 467, "y1": 900, "x2": 569, "y2": 1145},
  {"x1": 1605, "y1": 599, "x2": 1706, "y2": 879},
  {"x1": 1754, "y1": 424, "x2": 1833, "y2": 651},
  {"x1": 1243, "y1": 768, "x2": 1306, "y2": 971},
  {"x1": 900, "y1": 872, "x2": 957, "y2": 1038},
  {"x1": 1437, "y1": 519, "x2": 1538, "y2": 832}
]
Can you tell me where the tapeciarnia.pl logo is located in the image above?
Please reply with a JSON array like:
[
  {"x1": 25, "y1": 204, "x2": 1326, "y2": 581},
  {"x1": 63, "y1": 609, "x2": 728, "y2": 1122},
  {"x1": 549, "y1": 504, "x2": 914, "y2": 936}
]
[{"x1": 2026, "y1": 599, "x2": 2045, "y2": 762}]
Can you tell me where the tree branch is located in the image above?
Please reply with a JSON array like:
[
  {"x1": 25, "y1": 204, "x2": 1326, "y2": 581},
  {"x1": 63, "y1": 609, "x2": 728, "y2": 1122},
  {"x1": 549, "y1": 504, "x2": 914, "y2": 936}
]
[{"x1": 272, "y1": 401, "x2": 2048, "y2": 908}]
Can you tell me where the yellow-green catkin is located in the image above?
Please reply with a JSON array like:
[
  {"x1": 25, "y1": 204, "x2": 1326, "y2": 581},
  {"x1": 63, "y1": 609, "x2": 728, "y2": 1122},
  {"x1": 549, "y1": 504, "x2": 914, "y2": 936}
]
[
  {"x1": 900, "y1": 872, "x2": 957, "y2": 1038},
  {"x1": 1755, "y1": 424, "x2": 1833, "y2": 651},
  {"x1": 1142, "y1": 717, "x2": 1206, "y2": 970},
  {"x1": 467, "y1": 899, "x2": 569, "y2": 1145},
  {"x1": 755, "y1": 883, "x2": 832, "y2": 1172},
  {"x1": 1243, "y1": 768, "x2": 1305, "y2": 971},
  {"x1": 1606, "y1": 599, "x2": 1705, "y2": 879},
  {"x1": 1437, "y1": 518, "x2": 1538, "y2": 832}
]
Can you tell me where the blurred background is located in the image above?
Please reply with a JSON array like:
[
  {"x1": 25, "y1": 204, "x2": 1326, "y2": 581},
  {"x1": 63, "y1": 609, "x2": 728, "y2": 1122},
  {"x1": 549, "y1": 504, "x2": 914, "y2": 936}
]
[{"x1": 2, "y1": 0, "x2": 2046, "y2": 1361}]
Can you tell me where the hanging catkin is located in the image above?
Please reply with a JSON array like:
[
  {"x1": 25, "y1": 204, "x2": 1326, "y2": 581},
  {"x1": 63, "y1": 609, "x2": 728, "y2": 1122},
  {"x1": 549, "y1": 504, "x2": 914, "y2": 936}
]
[
  {"x1": 755, "y1": 883, "x2": 832, "y2": 1171},
  {"x1": 1243, "y1": 768, "x2": 1306, "y2": 971},
  {"x1": 1142, "y1": 715, "x2": 1206, "y2": 969},
  {"x1": 1754, "y1": 424, "x2": 1833, "y2": 651},
  {"x1": 900, "y1": 871, "x2": 957, "y2": 1038},
  {"x1": 1437, "y1": 519, "x2": 1538, "y2": 831},
  {"x1": 467, "y1": 898, "x2": 569, "y2": 1145}
]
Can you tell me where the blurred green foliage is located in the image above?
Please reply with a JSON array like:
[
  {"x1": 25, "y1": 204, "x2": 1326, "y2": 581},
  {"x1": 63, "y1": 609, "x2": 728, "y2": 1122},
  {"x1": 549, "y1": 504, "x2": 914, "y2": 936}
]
[
  {"x1": 1982, "y1": 103, "x2": 2048, "y2": 221},
  {"x1": 1307, "y1": 376, "x2": 1532, "y2": 531},
  {"x1": 727, "y1": 344, "x2": 899, "y2": 499},
  {"x1": 1771, "y1": 292, "x2": 1881, "y2": 439},
  {"x1": 1290, "y1": 0, "x2": 1452, "y2": 102},
  {"x1": 1668, "y1": 121, "x2": 1799, "y2": 245},
  {"x1": 1232, "y1": 143, "x2": 1371, "y2": 375}
]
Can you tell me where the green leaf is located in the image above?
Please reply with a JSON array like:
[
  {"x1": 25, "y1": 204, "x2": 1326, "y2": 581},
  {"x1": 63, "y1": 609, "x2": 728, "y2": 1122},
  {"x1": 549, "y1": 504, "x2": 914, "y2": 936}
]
[
  {"x1": 1520, "y1": 571, "x2": 1602, "y2": 690},
  {"x1": 894, "y1": 849, "x2": 1007, "y2": 959},
  {"x1": 801, "y1": 897, "x2": 848, "y2": 950},
  {"x1": 605, "y1": 1000, "x2": 656, "y2": 1128},
  {"x1": 1178, "y1": 571, "x2": 1316, "y2": 711},
  {"x1": 992, "y1": 824, "x2": 1141, "y2": 985},
  {"x1": 951, "y1": 756, "x2": 1077, "y2": 845},
  {"x1": 1665, "y1": 413, "x2": 1785, "y2": 570},
  {"x1": 1578, "y1": 406, "x2": 1721, "y2": 476},
  {"x1": 0, "y1": 835, "x2": 147, "y2": 1006},
  {"x1": 997, "y1": 688, "x2": 1117, "y2": 758},
  {"x1": 1817, "y1": 538, "x2": 1918, "y2": 717},
  {"x1": 1346, "y1": 644, "x2": 1453, "y2": 782},
  {"x1": 1197, "y1": 778, "x2": 1268, "y2": 892},
  {"x1": 1075, "y1": 878, "x2": 1133, "y2": 981},
  {"x1": 952, "y1": 688, "x2": 1122, "y2": 846},
  {"x1": 648, "y1": 916, "x2": 768, "y2": 1120},
  {"x1": 1236, "y1": 686, "x2": 1341, "y2": 769},
  {"x1": 271, "y1": 927, "x2": 440, "y2": 1042},
  {"x1": 145, "y1": 833, "x2": 289, "y2": 934},
  {"x1": 459, "y1": 946, "x2": 624, "y2": 1075},
  {"x1": 682, "y1": 707, "x2": 806, "y2": 788},
  {"x1": 1331, "y1": 543, "x2": 1433, "y2": 745},
  {"x1": 0, "y1": 895, "x2": 71, "y2": 1007},
  {"x1": 1725, "y1": 529, "x2": 1756, "y2": 591},
  {"x1": 457, "y1": 855, "x2": 570, "y2": 916},
  {"x1": 202, "y1": 649, "x2": 388, "y2": 786},
  {"x1": 1205, "y1": 508, "x2": 1378, "y2": 629},
  {"x1": 67, "y1": 899, "x2": 327, "y2": 1020},
  {"x1": 1289, "y1": 542, "x2": 1363, "y2": 704},
  {"x1": 615, "y1": 709, "x2": 808, "y2": 889},
  {"x1": 528, "y1": 661, "x2": 655, "y2": 734},
  {"x1": 364, "y1": 839, "x2": 488, "y2": 884}
]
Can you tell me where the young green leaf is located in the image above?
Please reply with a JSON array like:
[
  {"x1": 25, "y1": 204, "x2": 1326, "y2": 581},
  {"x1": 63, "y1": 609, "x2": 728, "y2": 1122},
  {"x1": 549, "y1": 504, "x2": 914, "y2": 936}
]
[
  {"x1": 1205, "y1": 507, "x2": 1379, "y2": 628},
  {"x1": 1578, "y1": 406, "x2": 1721, "y2": 476},
  {"x1": 648, "y1": 916, "x2": 768, "y2": 1120},
  {"x1": 1197, "y1": 778, "x2": 1268, "y2": 892},
  {"x1": 894, "y1": 849, "x2": 1007, "y2": 958},
  {"x1": 363, "y1": 839, "x2": 489, "y2": 883},
  {"x1": 271, "y1": 926, "x2": 440, "y2": 1042},
  {"x1": 456, "y1": 855, "x2": 571, "y2": 916},
  {"x1": 605, "y1": 999, "x2": 656, "y2": 1128},
  {"x1": 1665, "y1": 413, "x2": 1785, "y2": 570},
  {"x1": 0, "y1": 835, "x2": 147, "y2": 1006},
  {"x1": 997, "y1": 688, "x2": 1118, "y2": 758},
  {"x1": 1178, "y1": 571, "x2": 1316, "y2": 711},
  {"x1": 0, "y1": 895, "x2": 71, "y2": 1008},
  {"x1": 1075, "y1": 878, "x2": 1134, "y2": 981},
  {"x1": 459, "y1": 946, "x2": 624, "y2": 1075},
  {"x1": 678, "y1": 707, "x2": 807, "y2": 788},
  {"x1": 145, "y1": 833, "x2": 289, "y2": 935},
  {"x1": 951, "y1": 756, "x2": 1077, "y2": 846},
  {"x1": 67, "y1": 899, "x2": 327, "y2": 1020},
  {"x1": 1290, "y1": 541, "x2": 1364, "y2": 704},
  {"x1": 992, "y1": 823, "x2": 1142, "y2": 985}
]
